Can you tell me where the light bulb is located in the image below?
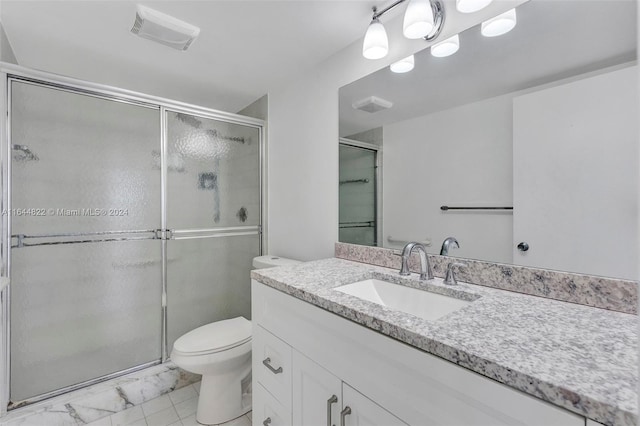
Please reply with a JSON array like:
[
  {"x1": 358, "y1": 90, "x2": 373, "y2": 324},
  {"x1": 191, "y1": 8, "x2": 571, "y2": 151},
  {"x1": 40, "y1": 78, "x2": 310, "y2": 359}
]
[
  {"x1": 481, "y1": 8, "x2": 517, "y2": 37},
  {"x1": 362, "y1": 18, "x2": 389, "y2": 59},
  {"x1": 390, "y1": 55, "x2": 415, "y2": 73},
  {"x1": 431, "y1": 34, "x2": 460, "y2": 57},
  {"x1": 403, "y1": 0, "x2": 434, "y2": 39},
  {"x1": 456, "y1": 0, "x2": 493, "y2": 14}
]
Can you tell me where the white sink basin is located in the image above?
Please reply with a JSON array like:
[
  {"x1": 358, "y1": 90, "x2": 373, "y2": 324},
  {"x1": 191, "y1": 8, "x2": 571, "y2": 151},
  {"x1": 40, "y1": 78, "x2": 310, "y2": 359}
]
[{"x1": 335, "y1": 279, "x2": 471, "y2": 321}]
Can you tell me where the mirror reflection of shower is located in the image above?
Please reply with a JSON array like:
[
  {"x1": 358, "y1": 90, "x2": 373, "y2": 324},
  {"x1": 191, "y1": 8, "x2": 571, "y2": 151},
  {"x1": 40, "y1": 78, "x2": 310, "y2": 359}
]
[{"x1": 12, "y1": 144, "x2": 39, "y2": 162}]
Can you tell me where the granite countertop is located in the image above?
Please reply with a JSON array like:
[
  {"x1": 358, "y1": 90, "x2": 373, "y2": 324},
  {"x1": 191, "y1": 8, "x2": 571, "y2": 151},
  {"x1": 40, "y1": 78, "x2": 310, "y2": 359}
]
[{"x1": 251, "y1": 258, "x2": 638, "y2": 426}]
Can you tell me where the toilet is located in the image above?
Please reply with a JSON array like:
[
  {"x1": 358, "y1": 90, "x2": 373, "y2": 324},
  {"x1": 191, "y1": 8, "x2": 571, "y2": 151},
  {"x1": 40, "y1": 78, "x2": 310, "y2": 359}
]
[{"x1": 171, "y1": 255, "x2": 300, "y2": 425}]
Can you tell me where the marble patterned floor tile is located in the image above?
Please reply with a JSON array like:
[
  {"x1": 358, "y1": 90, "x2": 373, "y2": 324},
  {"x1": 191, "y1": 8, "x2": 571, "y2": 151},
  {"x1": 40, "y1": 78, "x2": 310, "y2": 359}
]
[
  {"x1": 1, "y1": 363, "x2": 200, "y2": 426},
  {"x1": 127, "y1": 419, "x2": 147, "y2": 426},
  {"x1": 191, "y1": 382, "x2": 200, "y2": 395}
]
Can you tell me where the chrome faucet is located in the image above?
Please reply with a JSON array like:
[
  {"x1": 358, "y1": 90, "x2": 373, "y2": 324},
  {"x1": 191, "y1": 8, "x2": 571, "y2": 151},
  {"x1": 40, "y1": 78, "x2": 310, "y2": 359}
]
[
  {"x1": 399, "y1": 242, "x2": 433, "y2": 280},
  {"x1": 440, "y1": 237, "x2": 459, "y2": 256},
  {"x1": 444, "y1": 262, "x2": 467, "y2": 285}
]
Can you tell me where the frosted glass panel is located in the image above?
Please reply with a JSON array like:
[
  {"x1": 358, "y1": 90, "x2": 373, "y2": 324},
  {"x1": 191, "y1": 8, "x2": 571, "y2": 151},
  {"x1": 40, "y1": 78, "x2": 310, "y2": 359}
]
[
  {"x1": 166, "y1": 112, "x2": 260, "y2": 229},
  {"x1": 10, "y1": 240, "x2": 162, "y2": 402},
  {"x1": 339, "y1": 145, "x2": 377, "y2": 246},
  {"x1": 167, "y1": 234, "x2": 259, "y2": 349},
  {"x1": 11, "y1": 81, "x2": 161, "y2": 235}
]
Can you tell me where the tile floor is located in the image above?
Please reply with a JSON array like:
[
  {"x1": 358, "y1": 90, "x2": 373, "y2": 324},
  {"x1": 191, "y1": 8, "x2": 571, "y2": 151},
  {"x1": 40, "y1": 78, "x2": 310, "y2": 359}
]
[{"x1": 87, "y1": 382, "x2": 252, "y2": 426}]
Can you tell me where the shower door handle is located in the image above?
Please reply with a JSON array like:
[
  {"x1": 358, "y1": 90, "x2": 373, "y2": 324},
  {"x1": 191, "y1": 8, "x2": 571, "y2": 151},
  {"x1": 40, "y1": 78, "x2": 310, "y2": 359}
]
[{"x1": 262, "y1": 357, "x2": 283, "y2": 374}]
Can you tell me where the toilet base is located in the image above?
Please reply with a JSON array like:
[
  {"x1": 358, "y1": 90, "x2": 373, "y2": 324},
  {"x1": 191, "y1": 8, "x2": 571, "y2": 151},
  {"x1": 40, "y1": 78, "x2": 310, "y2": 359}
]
[{"x1": 196, "y1": 371, "x2": 251, "y2": 425}]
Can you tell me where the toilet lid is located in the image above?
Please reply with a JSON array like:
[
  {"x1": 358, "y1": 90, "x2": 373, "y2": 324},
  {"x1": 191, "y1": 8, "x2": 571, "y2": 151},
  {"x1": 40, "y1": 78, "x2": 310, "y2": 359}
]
[{"x1": 174, "y1": 317, "x2": 251, "y2": 355}]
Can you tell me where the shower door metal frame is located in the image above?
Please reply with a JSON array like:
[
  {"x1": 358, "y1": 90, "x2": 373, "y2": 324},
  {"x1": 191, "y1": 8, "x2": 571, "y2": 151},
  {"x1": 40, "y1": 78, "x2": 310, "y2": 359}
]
[{"x1": 0, "y1": 62, "x2": 266, "y2": 413}]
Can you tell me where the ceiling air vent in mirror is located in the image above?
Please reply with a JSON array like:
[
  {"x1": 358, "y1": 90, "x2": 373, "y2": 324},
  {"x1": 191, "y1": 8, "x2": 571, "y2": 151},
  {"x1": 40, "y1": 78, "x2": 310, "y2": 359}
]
[
  {"x1": 352, "y1": 96, "x2": 393, "y2": 113},
  {"x1": 131, "y1": 5, "x2": 200, "y2": 51}
]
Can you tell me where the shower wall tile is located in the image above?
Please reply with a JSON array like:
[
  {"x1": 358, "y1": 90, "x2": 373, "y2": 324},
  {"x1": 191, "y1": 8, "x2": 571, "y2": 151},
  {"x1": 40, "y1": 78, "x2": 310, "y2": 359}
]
[
  {"x1": 335, "y1": 242, "x2": 638, "y2": 314},
  {"x1": 0, "y1": 363, "x2": 200, "y2": 426}
]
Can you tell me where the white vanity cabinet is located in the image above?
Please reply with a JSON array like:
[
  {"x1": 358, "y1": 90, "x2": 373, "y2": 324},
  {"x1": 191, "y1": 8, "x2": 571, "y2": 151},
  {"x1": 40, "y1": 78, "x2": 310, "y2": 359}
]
[
  {"x1": 251, "y1": 280, "x2": 586, "y2": 426},
  {"x1": 291, "y1": 351, "x2": 406, "y2": 426},
  {"x1": 292, "y1": 350, "x2": 341, "y2": 426}
]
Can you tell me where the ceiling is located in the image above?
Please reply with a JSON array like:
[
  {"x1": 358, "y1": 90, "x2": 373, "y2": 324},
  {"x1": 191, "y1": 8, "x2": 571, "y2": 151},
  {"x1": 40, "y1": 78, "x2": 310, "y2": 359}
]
[
  {"x1": 0, "y1": 0, "x2": 386, "y2": 112},
  {"x1": 340, "y1": 0, "x2": 638, "y2": 136}
]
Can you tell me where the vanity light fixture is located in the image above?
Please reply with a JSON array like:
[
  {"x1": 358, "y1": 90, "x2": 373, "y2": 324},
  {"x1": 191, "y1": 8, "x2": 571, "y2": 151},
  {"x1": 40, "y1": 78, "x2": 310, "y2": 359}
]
[
  {"x1": 456, "y1": 0, "x2": 493, "y2": 14},
  {"x1": 403, "y1": 0, "x2": 434, "y2": 39},
  {"x1": 481, "y1": 8, "x2": 517, "y2": 37},
  {"x1": 430, "y1": 34, "x2": 459, "y2": 57},
  {"x1": 362, "y1": 0, "x2": 444, "y2": 60},
  {"x1": 390, "y1": 55, "x2": 415, "y2": 73},
  {"x1": 363, "y1": 16, "x2": 389, "y2": 59}
]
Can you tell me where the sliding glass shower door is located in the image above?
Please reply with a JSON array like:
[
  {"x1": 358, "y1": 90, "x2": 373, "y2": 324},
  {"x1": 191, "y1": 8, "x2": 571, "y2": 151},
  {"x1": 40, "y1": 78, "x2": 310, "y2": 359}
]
[
  {"x1": 9, "y1": 81, "x2": 162, "y2": 403},
  {"x1": 338, "y1": 143, "x2": 378, "y2": 246},
  {"x1": 165, "y1": 111, "x2": 261, "y2": 350},
  {"x1": 5, "y1": 77, "x2": 263, "y2": 409}
]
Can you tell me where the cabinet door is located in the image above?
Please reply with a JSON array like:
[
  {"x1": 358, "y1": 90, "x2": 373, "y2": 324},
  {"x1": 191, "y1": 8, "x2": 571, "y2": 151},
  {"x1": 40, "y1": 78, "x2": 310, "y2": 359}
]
[
  {"x1": 253, "y1": 325, "x2": 292, "y2": 408},
  {"x1": 292, "y1": 350, "x2": 342, "y2": 426},
  {"x1": 342, "y1": 384, "x2": 407, "y2": 426},
  {"x1": 253, "y1": 383, "x2": 291, "y2": 426}
]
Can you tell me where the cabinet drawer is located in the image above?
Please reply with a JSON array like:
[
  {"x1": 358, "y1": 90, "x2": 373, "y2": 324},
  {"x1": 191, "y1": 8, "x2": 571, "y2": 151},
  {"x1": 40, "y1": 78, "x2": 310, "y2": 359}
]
[
  {"x1": 253, "y1": 382, "x2": 291, "y2": 426},
  {"x1": 253, "y1": 324, "x2": 292, "y2": 408}
]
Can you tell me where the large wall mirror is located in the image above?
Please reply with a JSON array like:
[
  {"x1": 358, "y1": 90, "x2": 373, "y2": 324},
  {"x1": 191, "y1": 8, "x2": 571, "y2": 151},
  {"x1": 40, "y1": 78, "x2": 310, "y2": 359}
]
[{"x1": 339, "y1": 0, "x2": 638, "y2": 281}]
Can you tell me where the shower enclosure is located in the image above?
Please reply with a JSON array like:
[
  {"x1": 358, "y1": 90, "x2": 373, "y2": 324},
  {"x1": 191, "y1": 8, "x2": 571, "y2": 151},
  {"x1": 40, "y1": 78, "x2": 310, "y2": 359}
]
[
  {"x1": 338, "y1": 139, "x2": 380, "y2": 246},
  {"x1": 0, "y1": 65, "x2": 264, "y2": 410}
]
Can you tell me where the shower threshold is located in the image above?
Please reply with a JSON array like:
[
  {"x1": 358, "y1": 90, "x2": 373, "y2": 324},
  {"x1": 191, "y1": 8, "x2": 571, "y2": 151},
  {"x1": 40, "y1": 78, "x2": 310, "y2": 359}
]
[{"x1": 2, "y1": 361, "x2": 200, "y2": 425}]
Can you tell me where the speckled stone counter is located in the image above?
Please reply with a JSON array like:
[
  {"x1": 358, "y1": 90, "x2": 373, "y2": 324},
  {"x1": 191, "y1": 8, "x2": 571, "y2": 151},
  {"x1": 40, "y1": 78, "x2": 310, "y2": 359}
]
[{"x1": 251, "y1": 258, "x2": 638, "y2": 426}]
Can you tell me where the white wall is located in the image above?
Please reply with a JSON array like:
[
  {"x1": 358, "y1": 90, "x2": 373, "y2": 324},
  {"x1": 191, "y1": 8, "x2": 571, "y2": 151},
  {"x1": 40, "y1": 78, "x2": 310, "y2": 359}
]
[
  {"x1": 383, "y1": 94, "x2": 513, "y2": 263},
  {"x1": 266, "y1": 2, "x2": 526, "y2": 261},
  {"x1": 237, "y1": 95, "x2": 268, "y2": 121},
  {"x1": 0, "y1": 21, "x2": 17, "y2": 64}
]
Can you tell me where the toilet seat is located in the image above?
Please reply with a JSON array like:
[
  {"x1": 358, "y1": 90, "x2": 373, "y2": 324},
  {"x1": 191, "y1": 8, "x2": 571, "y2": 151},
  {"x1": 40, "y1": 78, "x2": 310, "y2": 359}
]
[{"x1": 173, "y1": 317, "x2": 252, "y2": 357}]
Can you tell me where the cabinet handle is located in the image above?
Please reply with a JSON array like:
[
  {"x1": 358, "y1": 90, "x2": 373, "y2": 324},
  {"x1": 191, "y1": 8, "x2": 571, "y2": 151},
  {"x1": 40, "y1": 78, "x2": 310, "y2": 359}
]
[
  {"x1": 262, "y1": 357, "x2": 283, "y2": 374},
  {"x1": 263, "y1": 417, "x2": 272, "y2": 426},
  {"x1": 340, "y1": 406, "x2": 351, "y2": 426},
  {"x1": 327, "y1": 394, "x2": 338, "y2": 426}
]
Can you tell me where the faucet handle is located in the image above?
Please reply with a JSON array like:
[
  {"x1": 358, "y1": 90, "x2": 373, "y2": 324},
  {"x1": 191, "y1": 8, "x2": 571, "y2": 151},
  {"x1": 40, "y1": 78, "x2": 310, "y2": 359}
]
[{"x1": 444, "y1": 262, "x2": 467, "y2": 285}]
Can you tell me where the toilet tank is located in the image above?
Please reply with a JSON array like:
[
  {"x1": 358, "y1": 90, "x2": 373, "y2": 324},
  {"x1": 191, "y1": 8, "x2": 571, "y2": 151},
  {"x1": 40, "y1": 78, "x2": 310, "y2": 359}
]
[{"x1": 252, "y1": 255, "x2": 301, "y2": 269}]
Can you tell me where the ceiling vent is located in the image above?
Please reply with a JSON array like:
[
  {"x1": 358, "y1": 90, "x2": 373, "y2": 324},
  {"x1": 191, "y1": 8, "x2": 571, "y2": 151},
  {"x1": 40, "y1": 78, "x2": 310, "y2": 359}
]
[
  {"x1": 352, "y1": 96, "x2": 393, "y2": 113},
  {"x1": 131, "y1": 5, "x2": 200, "y2": 51}
]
